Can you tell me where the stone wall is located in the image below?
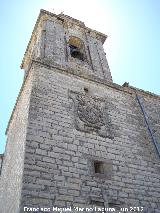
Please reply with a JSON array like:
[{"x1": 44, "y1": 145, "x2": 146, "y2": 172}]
[
  {"x1": 1, "y1": 9, "x2": 159, "y2": 213},
  {"x1": 142, "y1": 95, "x2": 160, "y2": 146},
  {"x1": 19, "y1": 62, "x2": 160, "y2": 212},
  {"x1": 0, "y1": 154, "x2": 3, "y2": 175},
  {"x1": 0, "y1": 71, "x2": 33, "y2": 213}
]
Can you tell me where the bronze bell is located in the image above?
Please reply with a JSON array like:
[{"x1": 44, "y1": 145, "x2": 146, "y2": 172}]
[
  {"x1": 71, "y1": 48, "x2": 83, "y2": 60},
  {"x1": 71, "y1": 48, "x2": 80, "y2": 57}
]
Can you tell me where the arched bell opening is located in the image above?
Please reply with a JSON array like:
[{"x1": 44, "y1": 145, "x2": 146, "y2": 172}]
[{"x1": 69, "y1": 36, "x2": 86, "y2": 61}]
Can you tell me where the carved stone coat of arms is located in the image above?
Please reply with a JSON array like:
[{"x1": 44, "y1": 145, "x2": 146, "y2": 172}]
[{"x1": 68, "y1": 90, "x2": 113, "y2": 139}]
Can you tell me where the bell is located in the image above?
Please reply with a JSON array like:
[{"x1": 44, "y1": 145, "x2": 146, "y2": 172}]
[
  {"x1": 71, "y1": 49, "x2": 80, "y2": 57},
  {"x1": 70, "y1": 49, "x2": 83, "y2": 60}
]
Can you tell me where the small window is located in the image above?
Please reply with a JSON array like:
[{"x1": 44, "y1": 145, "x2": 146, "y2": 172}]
[
  {"x1": 94, "y1": 161, "x2": 104, "y2": 174},
  {"x1": 90, "y1": 159, "x2": 113, "y2": 179},
  {"x1": 69, "y1": 36, "x2": 85, "y2": 61}
]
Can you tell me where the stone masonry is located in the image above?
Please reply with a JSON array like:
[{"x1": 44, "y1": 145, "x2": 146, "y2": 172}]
[
  {"x1": 0, "y1": 9, "x2": 160, "y2": 213},
  {"x1": 0, "y1": 154, "x2": 3, "y2": 175}
]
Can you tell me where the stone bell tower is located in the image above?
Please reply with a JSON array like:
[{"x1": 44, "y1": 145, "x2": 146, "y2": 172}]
[
  {"x1": 22, "y1": 10, "x2": 112, "y2": 82},
  {"x1": 0, "y1": 9, "x2": 160, "y2": 213}
]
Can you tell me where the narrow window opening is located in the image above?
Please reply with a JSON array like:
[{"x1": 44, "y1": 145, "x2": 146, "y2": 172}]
[
  {"x1": 90, "y1": 159, "x2": 112, "y2": 178},
  {"x1": 94, "y1": 161, "x2": 104, "y2": 174}
]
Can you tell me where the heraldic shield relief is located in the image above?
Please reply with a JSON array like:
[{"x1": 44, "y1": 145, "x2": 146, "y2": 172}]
[{"x1": 68, "y1": 90, "x2": 113, "y2": 139}]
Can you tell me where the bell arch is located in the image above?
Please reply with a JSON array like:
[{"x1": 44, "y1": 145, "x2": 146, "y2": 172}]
[{"x1": 68, "y1": 36, "x2": 86, "y2": 61}]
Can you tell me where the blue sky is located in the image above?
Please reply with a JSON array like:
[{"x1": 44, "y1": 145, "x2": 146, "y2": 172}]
[{"x1": 0, "y1": 0, "x2": 160, "y2": 153}]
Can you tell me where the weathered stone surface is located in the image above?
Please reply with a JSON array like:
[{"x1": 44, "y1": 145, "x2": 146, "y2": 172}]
[
  {"x1": 0, "y1": 9, "x2": 160, "y2": 213},
  {"x1": 0, "y1": 71, "x2": 33, "y2": 213},
  {"x1": 0, "y1": 154, "x2": 3, "y2": 175},
  {"x1": 69, "y1": 90, "x2": 113, "y2": 138}
]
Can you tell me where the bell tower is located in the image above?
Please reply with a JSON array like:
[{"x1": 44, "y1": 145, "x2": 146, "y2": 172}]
[
  {"x1": 1, "y1": 9, "x2": 160, "y2": 213},
  {"x1": 21, "y1": 10, "x2": 112, "y2": 82}
]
